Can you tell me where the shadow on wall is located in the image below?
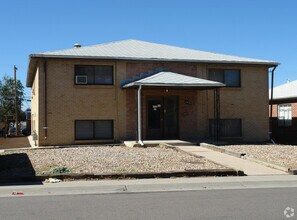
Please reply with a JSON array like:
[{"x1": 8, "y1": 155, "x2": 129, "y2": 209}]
[{"x1": 0, "y1": 153, "x2": 42, "y2": 185}]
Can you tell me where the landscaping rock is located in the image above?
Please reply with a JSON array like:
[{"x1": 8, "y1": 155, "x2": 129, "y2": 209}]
[
  {"x1": 222, "y1": 144, "x2": 297, "y2": 169},
  {"x1": 1, "y1": 145, "x2": 227, "y2": 175}
]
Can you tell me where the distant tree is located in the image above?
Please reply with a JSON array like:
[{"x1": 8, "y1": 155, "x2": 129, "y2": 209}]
[{"x1": 0, "y1": 75, "x2": 24, "y2": 123}]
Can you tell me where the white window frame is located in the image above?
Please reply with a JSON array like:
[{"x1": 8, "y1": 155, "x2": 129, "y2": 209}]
[{"x1": 278, "y1": 104, "x2": 292, "y2": 127}]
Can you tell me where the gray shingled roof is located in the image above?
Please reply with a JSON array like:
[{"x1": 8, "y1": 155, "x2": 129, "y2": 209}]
[
  {"x1": 270, "y1": 80, "x2": 297, "y2": 100},
  {"x1": 122, "y1": 71, "x2": 225, "y2": 88},
  {"x1": 31, "y1": 39, "x2": 279, "y2": 65}
]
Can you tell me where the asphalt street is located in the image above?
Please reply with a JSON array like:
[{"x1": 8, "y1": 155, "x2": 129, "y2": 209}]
[{"x1": 1, "y1": 187, "x2": 297, "y2": 220}]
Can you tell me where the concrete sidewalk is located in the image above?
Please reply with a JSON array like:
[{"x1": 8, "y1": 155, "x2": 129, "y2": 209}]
[
  {"x1": 1, "y1": 175, "x2": 297, "y2": 198},
  {"x1": 177, "y1": 146, "x2": 287, "y2": 176}
]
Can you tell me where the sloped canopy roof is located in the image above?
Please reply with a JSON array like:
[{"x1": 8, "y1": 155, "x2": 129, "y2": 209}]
[
  {"x1": 122, "y1": 71, "x2": 225, "y2": 88},
  {"x1": 27, "y1": 39, "x2": 279, "y2": 87},
  {"x1": 270, "y1": 80, "x2": 297, "y2": 100}
]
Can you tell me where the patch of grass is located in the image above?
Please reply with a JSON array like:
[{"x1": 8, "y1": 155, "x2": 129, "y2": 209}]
[
  {"x1": 112, "y1": 167, "x2": 127, "y2": 173},
  {"x1": 51, "y1": 166, "x2": 71, "y2": 174}
]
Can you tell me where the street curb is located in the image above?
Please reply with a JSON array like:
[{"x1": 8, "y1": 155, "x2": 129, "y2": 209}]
[
  {"x1": 289, "y1": 169, "x2": 297, "y2": 175},
  {"x1": 0, "y1": 169, "x2": 239, "y2": 183},
  {"x1": 200, "y1": 143, "x2": 246, "y2": 158}
]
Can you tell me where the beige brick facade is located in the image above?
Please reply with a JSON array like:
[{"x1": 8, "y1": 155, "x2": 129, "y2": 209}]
[{"x1": 30, "y1": 58, "x2": 270, "y2": 146}]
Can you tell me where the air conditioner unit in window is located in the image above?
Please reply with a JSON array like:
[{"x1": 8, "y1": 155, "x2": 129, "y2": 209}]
[{"x1": 76, "y1": 75, "x2": 87, "y2": 84}]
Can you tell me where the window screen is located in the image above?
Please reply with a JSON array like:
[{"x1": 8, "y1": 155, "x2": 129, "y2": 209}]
[
  {"x1": 278, "y1": 104, "x2": 292, "y2": 126},
  {"x1": 75, "y1": 65, "x2": 113, "y2": 85},
  {"x1": 224, "y1": 70, "x2": 240, "y2": 87},
  {"x1": 208, "y1": 69, "x2": 240, "y2": 87},
  {"x1": 95, "y1": 66, "x2": 113, "y2": 85},
  {"x1": 75, "y1": 121, "x2": 93, "y2": 140},
  {"x1": 208, "y1": 69, "x2": 224, "y2": 83},
  {"x1": 75, "y1": 120, "x2": 113, "y2": 140},
  {"x1": 94, "y1": 120, "x2": 113, "y2": 139},
  {"x1": 209, "y1": 119, "x2": 242, "y2": 138}
]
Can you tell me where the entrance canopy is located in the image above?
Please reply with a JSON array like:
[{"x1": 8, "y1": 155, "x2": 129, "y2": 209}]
[
  {"x1": 122, "y1": 71, "x2": 225, "y2": 88},
  {"x1": 121, "y1": 71, "x2": 224, "y2": 146}
]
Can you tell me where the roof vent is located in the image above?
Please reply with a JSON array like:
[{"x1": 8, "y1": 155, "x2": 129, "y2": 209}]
[{"x1": 74, "y1": 43, "x2": 81, "y2": 48}]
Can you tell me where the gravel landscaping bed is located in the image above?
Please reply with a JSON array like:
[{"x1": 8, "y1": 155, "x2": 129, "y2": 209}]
[
  {"x1": 222, "y1": 145, "x2": 297, "y2": 169},
  {"x1": 1, "y1": 146, "x2": 226, "y2": 175}
]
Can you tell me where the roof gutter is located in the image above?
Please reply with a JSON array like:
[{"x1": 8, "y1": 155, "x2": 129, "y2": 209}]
[
  {"x1": 43, "y1": 60, "x2": 48, "y2": 142},
  {"x1": 26, "y1": 54, "x2": 279, "y2": 88},
  {"x1": 29, "y1": 54, "x2": 280, "y2": 66}
]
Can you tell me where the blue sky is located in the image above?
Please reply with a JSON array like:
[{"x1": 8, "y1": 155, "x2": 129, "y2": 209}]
[{"x1": 0, "y1": 0, "x2": 296, "y2": 105}]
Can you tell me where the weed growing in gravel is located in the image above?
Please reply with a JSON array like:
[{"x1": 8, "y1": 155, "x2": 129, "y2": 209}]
[
  {"x1": 51, "y1": 166, "x2": 71, "y2": 174},
  {"x1": 112, "y1": 167, "x2": 127, "y2": 173}
]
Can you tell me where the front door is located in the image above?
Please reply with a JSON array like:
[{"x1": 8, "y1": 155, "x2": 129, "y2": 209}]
[{"x1": 147, "y1": 96, "x2": 178, "y2": 139}]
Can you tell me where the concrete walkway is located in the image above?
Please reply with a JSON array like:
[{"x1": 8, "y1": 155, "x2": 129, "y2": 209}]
[
  {"x1": 0, "y1": 137, "x2": 31, "y2": 150},
  {"x1": 177, "y1": 146, "x2": 287, "y2": 176}
]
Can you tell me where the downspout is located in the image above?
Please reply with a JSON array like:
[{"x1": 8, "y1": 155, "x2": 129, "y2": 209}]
[
  {"x1": 213, "y1": 89, "x2": 216, "y2": 143},
  {"x1": 137, "y1": 85, "x2": 144, "y2": 146},
  {"x1": 269, "y1": 66, "x2": 277, "y2": 143},
  {"x1": 43, "y1": 60, "x2": 48, "y2": 141},
  {"x1": 217, "y1": 88, "x2": 221, "y2": 142}
]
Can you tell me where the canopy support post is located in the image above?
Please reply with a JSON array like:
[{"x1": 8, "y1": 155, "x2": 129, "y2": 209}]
[{"x1": 137, "y1": 85, "x2": 144, "y2": 146}]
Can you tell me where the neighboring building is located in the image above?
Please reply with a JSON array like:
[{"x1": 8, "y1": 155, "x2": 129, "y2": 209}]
[
  {"x1": 26, "y1": 39, "x2": 278, "y2": 146},
  {"x1": 270, "y1": 80, "x2": 297, "y2": 143},
  {"x1": 0, "y1": 122, "x2": 4, "y2": 137}
]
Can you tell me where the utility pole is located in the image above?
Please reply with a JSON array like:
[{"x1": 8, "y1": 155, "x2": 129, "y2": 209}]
[{"x1": 14, "y1": 65, "x2": 18, "y2": 136}]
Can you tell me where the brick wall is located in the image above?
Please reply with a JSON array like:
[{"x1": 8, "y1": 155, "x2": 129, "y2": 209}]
[
  {"x1": 271, "y1": 101, "x2": 297, "y2": 117},
  {"x1": 125, "y1": 62, "x2": 198, "y2": 139},
  {"x1": 32, "y1": 59, "x2": 270, "y2": 145},
  {"x1": 271, "y1": 101, "x2": 297, "y2": 143},
  {"x1": 30, "y1": 64, "x2": 40, "y2": 145},
  {"x1": 34, "y1": 59, "x2": 128, "y2": 145}
]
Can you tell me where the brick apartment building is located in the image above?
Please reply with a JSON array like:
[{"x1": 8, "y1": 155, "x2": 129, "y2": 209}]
[
  {"x1": 270, "y1": 80, "x2": 297, "y2": 143},
  {"x1": 26, "y1": 40, "x2": 278, "y2": 146}
]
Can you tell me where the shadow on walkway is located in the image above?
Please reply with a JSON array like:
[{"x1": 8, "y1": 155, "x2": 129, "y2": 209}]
[
  {"x1": 0, "y1": 137, "x2": 30, "y2": 150},
  {"x1": 0, "y1": 153, "x2": 42, "y2": 185}
]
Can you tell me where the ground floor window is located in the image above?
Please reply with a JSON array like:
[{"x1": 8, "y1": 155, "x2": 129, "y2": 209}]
[
  {"x1": 75, "y1": 120, "x2": 113, "y2": 140},
  {"x1": 278, "y1": 104, "x2": 292, "y2": 126},
  {"x1": 209, "y1": 119, "x2": 242, "y2": 138}
]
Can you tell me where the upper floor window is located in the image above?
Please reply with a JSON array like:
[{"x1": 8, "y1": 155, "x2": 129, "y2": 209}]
[
  {"x1": 208, "y1": 69, "x2": 241, "y2": 87},
  {"x1": 278, "y1": 104, "x2": 292, "y2": 126},
  {"x1": 75, "y1": 65, "x2": 113, "y2": 85}
]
